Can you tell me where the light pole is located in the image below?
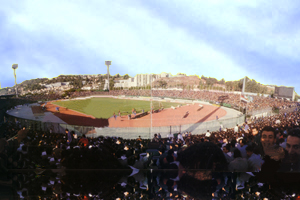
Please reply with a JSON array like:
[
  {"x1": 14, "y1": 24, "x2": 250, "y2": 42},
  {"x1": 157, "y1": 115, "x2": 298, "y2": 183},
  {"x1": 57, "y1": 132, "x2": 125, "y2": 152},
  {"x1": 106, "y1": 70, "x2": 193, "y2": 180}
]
[
  {"x1": 12, "y1": 64, "x2": 18, "y2": 97},
  {"x1": 105, "y1": 61, "x2": 111, "y2": 91}
]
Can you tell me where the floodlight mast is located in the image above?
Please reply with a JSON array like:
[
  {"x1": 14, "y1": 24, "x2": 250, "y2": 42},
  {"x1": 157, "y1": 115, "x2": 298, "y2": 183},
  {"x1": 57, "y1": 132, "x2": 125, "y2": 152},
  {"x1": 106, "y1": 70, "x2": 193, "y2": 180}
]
[
  {"x1": 12, "y1": 64, "x2": 18, "y2": 97},
  {"x1": 105, "y1": 61, "x2": 111, "y2": 91}
]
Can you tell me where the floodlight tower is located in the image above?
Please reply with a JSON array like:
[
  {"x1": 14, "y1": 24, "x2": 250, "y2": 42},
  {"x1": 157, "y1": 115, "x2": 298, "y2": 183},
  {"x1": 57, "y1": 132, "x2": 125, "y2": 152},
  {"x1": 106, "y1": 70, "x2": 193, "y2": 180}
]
[
  {"x1": 12, "y1": 64, "x2": 18, "y2": 97},
  {"x1": 105, "y1": 61, "x2": 111, "y2": 91}
]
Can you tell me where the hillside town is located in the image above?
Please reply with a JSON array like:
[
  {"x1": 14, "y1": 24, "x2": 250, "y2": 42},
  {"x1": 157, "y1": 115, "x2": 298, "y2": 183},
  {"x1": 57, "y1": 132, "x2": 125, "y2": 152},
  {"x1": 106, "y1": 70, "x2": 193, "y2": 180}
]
[{"x1": 1, "y1": 72, "x2": 282, "y2": 100}]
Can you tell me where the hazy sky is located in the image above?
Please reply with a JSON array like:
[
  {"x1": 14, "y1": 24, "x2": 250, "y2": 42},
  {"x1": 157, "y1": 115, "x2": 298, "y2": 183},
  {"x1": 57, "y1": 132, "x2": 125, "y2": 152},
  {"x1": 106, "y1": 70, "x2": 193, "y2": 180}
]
[{"x1": 1, "y1": 1, "x2": 300, "y2": 93}]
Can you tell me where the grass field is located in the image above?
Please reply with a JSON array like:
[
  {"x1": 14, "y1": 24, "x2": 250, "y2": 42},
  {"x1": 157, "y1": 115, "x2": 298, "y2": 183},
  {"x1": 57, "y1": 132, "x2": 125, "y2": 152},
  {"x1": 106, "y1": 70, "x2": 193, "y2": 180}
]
[{"x1": 53, "y1": 97, "x2": 183, "y2": 118}]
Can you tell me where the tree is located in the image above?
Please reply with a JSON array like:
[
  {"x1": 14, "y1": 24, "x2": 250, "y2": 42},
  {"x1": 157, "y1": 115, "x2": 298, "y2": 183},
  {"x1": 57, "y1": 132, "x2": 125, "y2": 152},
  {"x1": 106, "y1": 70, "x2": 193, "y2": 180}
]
[
  {"x1": 123, "y1": 74, "x2": 130, "y2": 79},
  {"x1": 109, "y1": 79, "x2": 115, "y2": 90},
  {"x1": 177, "y1": 73, "x2": 186, "y2": 76},
  {"x1": 201, "y1": 75, "x2": 207, "y2": 80},
  {"x1": 218, "y1": 78, "x2": 225, "y2": 85},
  {"x1": 187, "y1": 85, "x2": 191, "y2": 90},
  {"x1": 72, "y1": 78, "x2": 83, "y2": 89},
  {"x1": 158, "y1": 80, "x2": 167, "y2": 88},
  {"x1": 206, "y1": 77, "x2": 217, "y2": 86}
]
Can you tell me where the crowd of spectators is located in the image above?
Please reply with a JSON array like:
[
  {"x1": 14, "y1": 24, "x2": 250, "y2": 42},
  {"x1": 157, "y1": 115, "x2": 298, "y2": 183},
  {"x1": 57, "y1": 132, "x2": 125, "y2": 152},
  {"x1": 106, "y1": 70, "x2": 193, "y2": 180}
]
[
  {"x1": 24, "y1": 93, "x2": 62, "y2": 101},
  {"x1": 1, "y1": 95, "x2": 300, "y2": 198}
]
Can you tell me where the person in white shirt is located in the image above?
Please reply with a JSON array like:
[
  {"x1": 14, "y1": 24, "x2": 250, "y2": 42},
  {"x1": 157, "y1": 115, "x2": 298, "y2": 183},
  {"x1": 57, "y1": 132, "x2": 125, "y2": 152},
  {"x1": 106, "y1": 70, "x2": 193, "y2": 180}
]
[
  {"x1": 177, "y1": 133, "x2": 185, "y2": 144},
  {"x1": 168, "y1": 133, "x2": 174, "y2": 140},
  {"x1": 205, "y1": 130, "x2": 211, "y2": 137},
  {"x1": 244, "y1": 123, "x2": 249, "y2": 133},
  {"x1": 220, "y1": 124, "x2": 223, "y2": 132},
  {"x1": 234, "y1": 124, "x2": 239, "y2": 133}
]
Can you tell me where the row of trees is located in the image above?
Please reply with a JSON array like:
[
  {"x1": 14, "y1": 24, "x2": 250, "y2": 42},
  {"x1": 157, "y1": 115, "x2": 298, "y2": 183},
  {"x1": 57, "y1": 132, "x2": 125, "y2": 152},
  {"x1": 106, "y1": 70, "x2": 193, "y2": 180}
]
[
  {"x1": 25, "y1": 84, "x2": 46, "y2": 91},
  {"x1": 224, "y1": 77, "x2": 272, "y2": 94},
  {"x1": 200, "y1": 75, "x2": 225, "y2": 85}
]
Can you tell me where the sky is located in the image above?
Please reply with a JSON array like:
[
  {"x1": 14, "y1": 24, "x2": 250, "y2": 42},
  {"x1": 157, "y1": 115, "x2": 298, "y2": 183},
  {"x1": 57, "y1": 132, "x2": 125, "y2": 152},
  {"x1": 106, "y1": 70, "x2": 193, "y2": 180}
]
[{"x1": 1, "y1": 0, "x2": 300, "y2": 93}]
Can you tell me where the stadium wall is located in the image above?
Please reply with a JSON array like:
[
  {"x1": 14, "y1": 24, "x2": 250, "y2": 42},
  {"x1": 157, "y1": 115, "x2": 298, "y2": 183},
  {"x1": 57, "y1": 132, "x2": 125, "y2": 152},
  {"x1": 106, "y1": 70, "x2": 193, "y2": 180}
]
[
  {"x1": 89, "y1": 115, "x2": 245, "y2": 139},
  {"x1": 5, "y1": 105, "x2": 245, "y2": 139}
]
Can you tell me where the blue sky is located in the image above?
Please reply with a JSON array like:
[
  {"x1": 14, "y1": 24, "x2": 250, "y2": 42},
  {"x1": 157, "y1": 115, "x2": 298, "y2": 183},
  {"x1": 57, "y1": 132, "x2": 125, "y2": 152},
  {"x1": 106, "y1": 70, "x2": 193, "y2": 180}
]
[{"x1": 1, "y1": 0, "x2": 300, "y2": 93}]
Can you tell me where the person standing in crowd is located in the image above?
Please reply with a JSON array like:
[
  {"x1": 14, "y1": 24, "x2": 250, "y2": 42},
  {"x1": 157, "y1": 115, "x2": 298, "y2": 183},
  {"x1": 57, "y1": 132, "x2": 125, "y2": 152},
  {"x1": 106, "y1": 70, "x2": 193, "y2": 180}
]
[
  {"x1": 158, "y1": 133, "x2": 161, "y2": 139},
  {"x1": 280, "y1": 128, "x2": 300, "y2": 171},
  {"x1": 260, "y1": 126, "x2": 277, "y2": 156},
  {"x1": 259, "y1": 126, "x2": 285, "y2": 173},
  {"x1": 118, "y1": 110, "x2": 121, "y2": 117},
  {"x1": 177, "y1": 133, "x2": 184, "y2": 144},
  {"x1": 244, "y1": 123, "x2": 249, "y2": 133},
  {"x1": 72, "y1": 131, "x2": 78, "y2": 143},
  {"x1": 205, "y1": 130, "x2": 211, "y2": 138},
  {"x1": 252, "y1": 126, "x2": 261, "y2": 147},
  {"x1": 167, "y1": 133, "x2": 174, "y2": 140},
  {"x1": 65, "y1": 129, "x2": 72, "y2": 144},
  {"x1": 228, "y1": 149, "x2": 248, "y2": 172},
  {"x1": 78, "y1": 134, "x2": 89, "y2": 147},
  {"x1": 234, "y1": 124, "x2": 239, "y2": 133},
  {"x1": 223, "y1": 144, "x2": 234, "y2": 164},
  {"x1": 152, "y1": 134, "x2": 159, "y2": 142},
  {"x1": 237, "y1": 139, "x2": 248, "y2": 158},
  {"x1": 246, "y1": 145, "x2": 263, "y2": 172},
  {"x1": 219, "y1": 123, "x2": 223, "y2": 132}
]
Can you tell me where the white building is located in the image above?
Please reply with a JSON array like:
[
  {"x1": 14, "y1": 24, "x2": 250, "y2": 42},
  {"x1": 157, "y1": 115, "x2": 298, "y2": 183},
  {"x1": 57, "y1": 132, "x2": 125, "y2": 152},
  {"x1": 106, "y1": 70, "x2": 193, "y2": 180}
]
[
  {"x1": 114, "y1": 72, "x2": 172, "y2": 89},
  {"x1": 82, "y1": 86, "x2": 92, "y2": 90},
  {"x1": 103, "y1": 79, "x2": 109, "y2": 90}
]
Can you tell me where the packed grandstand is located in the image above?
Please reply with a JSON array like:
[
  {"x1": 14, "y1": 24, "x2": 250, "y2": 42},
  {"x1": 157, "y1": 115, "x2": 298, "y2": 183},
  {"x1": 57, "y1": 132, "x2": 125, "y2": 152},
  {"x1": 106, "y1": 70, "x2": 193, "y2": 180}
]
[
  {"x1": 15, "y1": 89, "x2": 299, "y2": 112},
  {"x1": 1, "y1": 90, "x2": 300, "y2": 199}
]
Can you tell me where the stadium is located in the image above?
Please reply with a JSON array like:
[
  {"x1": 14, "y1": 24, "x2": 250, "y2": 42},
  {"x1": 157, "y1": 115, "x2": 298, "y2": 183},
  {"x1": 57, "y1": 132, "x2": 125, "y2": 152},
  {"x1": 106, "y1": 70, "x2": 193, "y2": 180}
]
[
  {"x1": 1, "y1": 88, "x2": 300, "y2": 199},
  {"x1": 2, "y1": 1, "x2": 300, "y2": 198},
  {"x1": 4, "y1": 90, "x2": 244, "y2": 139}
]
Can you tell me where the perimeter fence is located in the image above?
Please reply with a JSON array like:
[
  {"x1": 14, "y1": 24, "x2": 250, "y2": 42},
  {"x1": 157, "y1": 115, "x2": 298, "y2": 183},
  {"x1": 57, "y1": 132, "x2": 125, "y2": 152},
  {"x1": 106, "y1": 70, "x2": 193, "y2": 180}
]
[
  {"x1": 5, "y1": 111, "x2": 245, "y2": 139},
  {"x1": 89, "y1": 114, "x2": 246, "y2": 139},
  {"x1": 4, "y1": 113, "x2": 95, "y2": 136},
  {"x1": 247, "y1": 107, "x2": 273, "y2": 118}
]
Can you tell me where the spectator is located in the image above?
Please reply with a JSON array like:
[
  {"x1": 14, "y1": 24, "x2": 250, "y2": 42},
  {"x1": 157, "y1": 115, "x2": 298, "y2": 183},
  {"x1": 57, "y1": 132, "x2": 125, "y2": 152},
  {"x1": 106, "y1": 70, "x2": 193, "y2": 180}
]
[
  {"x1": 228, "y1": 149, "x2": 248, "y2": 172},
  {"x1": 246, "y1": 145, "x2": 263, "y2": 172},
  {"x1": 177, "y1": 142, "x2": 227, "y2": 171},
  {"x1": 78, "y1": 134, "x2": 89, "y2": 147},
  {"x1": 259, "y1": 126, "x2": 284, "y2": 161},
  {"x1": 177, "y1": 133, "x2": 184, "y2": 143},
  {"x1": 205, "y1": 130, "x2": 211, "y2": 138},
  {"x1": 234, "y1": 124, "x2": 239, "y2": 133},
  {"x1": 152, "y1": 134, "x2": 159, "y2": 142},
  {"x1": 158, "y1": 133, "x2": 161, "y2": 139},
  {"x1": 222, "y1": 144, "x2": 233, "y2": 164},
  {"x1": 280, "y1": 128, "x2": 300, "y2": 171},
  {"x1": 237, "y1": 139, "x2": 248, "y2": 158}
]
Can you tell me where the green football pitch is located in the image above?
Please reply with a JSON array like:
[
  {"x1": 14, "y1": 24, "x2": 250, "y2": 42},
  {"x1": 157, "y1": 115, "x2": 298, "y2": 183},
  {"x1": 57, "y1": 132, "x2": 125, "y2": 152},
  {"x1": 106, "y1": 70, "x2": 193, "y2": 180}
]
[{"x1": 53, "y1": 97, "x2": 183, "y2": 119}]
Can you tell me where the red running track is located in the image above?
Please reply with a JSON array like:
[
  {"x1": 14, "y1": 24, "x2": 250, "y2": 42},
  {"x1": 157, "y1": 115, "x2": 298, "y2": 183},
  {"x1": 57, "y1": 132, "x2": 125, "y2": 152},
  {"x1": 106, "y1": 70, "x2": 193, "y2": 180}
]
[{"x1": 45, "y1": 101, "x2": 226, "y2": 128}]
